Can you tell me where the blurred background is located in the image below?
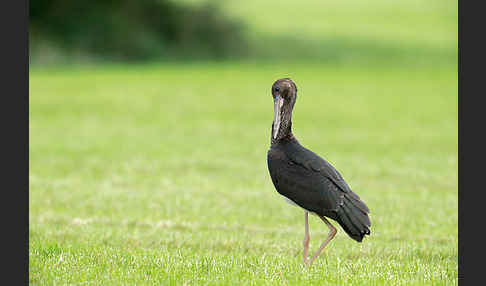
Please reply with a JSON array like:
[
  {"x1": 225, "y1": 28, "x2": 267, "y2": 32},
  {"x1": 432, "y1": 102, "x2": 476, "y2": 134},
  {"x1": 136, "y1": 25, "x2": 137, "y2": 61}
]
[
  {"x1": 29, "y1": 0, "x2": 456, "y2": 66},
  {"x1": 29, "y1": 0, "x2": 458, "y2": 284}
]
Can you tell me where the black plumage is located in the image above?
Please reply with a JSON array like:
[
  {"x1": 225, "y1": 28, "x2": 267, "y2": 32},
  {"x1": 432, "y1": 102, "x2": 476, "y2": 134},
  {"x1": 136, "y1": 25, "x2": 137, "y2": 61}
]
[{"x1": 266, "y1": 78, "x2": 371, "y2": 265}]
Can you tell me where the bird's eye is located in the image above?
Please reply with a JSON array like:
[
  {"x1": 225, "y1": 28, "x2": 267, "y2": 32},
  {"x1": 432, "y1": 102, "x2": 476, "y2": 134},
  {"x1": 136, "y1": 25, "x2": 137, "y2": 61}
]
[{"x1": 274, "y1": 87, "x2": 280, "y2": 93}]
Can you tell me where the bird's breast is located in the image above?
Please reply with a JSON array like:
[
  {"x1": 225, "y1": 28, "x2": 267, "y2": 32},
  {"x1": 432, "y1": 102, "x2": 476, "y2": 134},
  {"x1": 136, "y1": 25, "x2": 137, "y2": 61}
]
[{"x1": 282, "y1": 195, "x2": 319, "y2": 215}]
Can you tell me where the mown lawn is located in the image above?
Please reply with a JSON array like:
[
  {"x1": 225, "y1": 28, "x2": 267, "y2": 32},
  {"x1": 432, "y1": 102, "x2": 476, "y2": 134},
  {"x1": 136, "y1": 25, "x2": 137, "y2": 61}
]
[{"x1": 29, "y1": 61, "x2": 457, "y2": 285}]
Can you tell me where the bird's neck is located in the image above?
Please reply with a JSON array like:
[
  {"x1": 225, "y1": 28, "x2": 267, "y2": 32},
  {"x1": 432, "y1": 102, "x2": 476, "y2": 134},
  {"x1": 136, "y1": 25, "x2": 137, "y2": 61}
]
[{"x1": 271, "y1": 117, "x2": 294, "y2": 144}]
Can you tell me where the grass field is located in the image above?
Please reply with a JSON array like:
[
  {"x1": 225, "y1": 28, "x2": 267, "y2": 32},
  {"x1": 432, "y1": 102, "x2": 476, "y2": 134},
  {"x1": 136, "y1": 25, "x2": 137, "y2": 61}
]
[
  {"x1": 30, "y1": 0, "x2": 457, "y2": 284},
  {"x1": 29, "y1": 62, "x2": 457, "y2": 285}
]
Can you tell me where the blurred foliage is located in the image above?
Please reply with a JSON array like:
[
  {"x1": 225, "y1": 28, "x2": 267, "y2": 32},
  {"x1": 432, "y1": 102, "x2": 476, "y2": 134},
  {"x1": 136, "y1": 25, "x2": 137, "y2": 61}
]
[{"x1": 30, "y1": 0, "x2": 248, "y2": 63}]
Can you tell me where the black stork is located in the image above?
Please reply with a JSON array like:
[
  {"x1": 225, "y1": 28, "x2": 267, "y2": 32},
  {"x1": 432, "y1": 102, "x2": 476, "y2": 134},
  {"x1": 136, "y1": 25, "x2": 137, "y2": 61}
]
[{"x1": 266, "y1": 78, "x2": 371, "y2": 267}]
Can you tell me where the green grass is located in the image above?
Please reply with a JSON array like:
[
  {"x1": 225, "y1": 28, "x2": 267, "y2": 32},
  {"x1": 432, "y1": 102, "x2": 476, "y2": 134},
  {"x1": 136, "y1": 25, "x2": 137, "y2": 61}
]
[
  {"x1": 29, "y1": 61, "x2": 457, "y2": 285},
  {"x1": 30, "y1": 0, "x2": 457, "y2": 284}
]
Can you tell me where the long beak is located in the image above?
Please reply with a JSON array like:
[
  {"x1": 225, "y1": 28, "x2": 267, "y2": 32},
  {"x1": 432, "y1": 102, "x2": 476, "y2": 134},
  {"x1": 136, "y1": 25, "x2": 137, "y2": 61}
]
[{"x1": 273, "y1": 95, "x2": 284, "y2": 139}]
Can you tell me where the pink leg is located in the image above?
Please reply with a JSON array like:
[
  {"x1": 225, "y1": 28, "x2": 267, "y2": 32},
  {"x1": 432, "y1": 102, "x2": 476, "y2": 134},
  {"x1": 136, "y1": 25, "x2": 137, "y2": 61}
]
[
  {"x1": 306, "y1": 216, "x2": 337, "y2": 267},
  {"x1": 303, "y1": 211, "x2": 310, "y2": 264}
]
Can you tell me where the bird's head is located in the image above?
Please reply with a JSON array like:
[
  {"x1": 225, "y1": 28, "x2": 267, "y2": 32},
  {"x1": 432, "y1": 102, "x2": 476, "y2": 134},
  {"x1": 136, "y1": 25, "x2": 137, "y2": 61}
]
[{"x1": 271, "y1": 78, "x2": 297, "y2": 140}]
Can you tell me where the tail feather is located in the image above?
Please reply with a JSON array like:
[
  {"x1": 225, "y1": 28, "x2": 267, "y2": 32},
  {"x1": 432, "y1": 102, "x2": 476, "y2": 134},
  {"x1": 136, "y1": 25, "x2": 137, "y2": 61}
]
[
  {"x1": 347, "y1": 195, "x2": 370, "y2": 214},
  {"x1": 336, "y1": 207, "x2": 362, "y2": 241},
  {"x1": 336, "y1": 193, "x2": 371, "y2": 242},
  {"x1": 344, "y1": 196, "x2": 371, "y2": 228},
  {"x1": 344, "y1": 197, "x2": 371, "y2": 229}
]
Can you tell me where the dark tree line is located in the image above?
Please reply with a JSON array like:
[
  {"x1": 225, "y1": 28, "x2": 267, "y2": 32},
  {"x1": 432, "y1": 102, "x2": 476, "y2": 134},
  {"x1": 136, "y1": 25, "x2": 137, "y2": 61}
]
[{"x1": 30, "y1": 0, "x2": 248, "y2": 62}]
